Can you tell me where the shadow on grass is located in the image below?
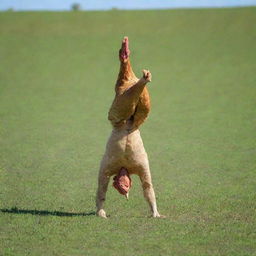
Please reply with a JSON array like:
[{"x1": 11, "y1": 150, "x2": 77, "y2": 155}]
[{"x1": 0, "y1": 207, "x2": 96, "y2": 217}]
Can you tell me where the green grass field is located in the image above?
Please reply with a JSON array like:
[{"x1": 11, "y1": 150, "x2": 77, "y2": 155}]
[{"x1": 0, "y1": 7, "x2": 256, "y2": 256}]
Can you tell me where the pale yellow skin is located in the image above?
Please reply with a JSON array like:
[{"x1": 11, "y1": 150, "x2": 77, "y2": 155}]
[{"x1": 96, "y1": 37, "x2": 161, "y2": 218}]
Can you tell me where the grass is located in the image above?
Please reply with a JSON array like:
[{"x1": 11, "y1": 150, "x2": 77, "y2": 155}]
[{"x1": 0, "y1": 7, "x2": 256, "y2": 256}]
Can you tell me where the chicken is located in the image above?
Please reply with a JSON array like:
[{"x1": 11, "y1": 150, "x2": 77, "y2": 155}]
[
  {"x1": 108, "y1": 36, "x2": 151, "y2": 131},
  {"x1": 96, "y1": 37, "x2": 162, "y2": 218}
]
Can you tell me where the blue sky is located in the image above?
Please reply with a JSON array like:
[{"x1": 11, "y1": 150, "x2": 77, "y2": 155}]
[{"x1": 1, "y1": 0, "x2": 256, "y2": 11}]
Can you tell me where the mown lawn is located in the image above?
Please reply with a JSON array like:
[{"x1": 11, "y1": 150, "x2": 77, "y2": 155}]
[{"x1": 0, "y1": 7, "x2": 256, "y2": 256}]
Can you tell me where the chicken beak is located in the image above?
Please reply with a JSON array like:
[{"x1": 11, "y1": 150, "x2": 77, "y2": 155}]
[{"x1": 125, "y1": 193, "x2": 129, "y2": 200}]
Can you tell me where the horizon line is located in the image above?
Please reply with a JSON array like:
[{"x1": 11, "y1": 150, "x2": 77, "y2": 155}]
[{"x1": 1, "y1": 5, "x2": 256, "y2": 12}]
